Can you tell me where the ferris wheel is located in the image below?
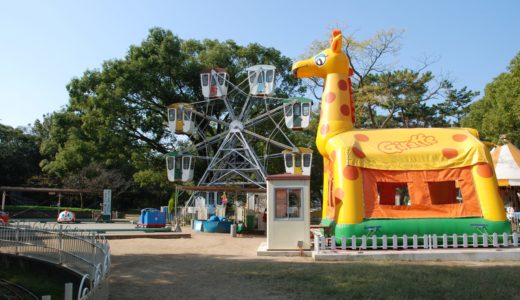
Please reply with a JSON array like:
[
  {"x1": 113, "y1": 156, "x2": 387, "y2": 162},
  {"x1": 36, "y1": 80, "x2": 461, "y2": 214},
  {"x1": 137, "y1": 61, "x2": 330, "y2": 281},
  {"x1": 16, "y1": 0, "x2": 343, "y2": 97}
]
[{"x1": 165, "y1": 65, "x2": 314, "y2": 189}]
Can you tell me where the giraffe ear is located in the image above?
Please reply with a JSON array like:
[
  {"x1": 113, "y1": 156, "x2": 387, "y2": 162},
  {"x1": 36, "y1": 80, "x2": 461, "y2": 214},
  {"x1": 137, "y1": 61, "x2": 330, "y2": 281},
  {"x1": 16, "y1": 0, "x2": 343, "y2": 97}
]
[{"x1": 330, "y1": 30, "x2": 343, "y2": 53}]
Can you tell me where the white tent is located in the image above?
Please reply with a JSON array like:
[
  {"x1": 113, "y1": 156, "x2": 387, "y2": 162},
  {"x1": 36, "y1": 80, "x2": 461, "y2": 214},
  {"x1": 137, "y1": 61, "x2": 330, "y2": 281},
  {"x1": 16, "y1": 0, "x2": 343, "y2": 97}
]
[{"x1": 491, "y1": 142, "x2": 520, "y2": 186}]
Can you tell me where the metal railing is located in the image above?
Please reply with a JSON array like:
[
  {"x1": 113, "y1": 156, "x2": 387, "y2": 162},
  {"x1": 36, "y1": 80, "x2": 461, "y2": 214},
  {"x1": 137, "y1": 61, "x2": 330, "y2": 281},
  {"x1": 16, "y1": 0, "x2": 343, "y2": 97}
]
[
  {"x1": 0, "y1": 222, "x2": 110, "y2": 299},
  {"x1": 313, "y1": 230, "x2": 520, "y2": 254}
]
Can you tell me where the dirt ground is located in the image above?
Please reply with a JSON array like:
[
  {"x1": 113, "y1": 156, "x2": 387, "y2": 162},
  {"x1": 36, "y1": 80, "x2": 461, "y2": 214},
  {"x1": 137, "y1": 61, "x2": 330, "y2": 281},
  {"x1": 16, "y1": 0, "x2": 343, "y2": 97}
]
[
  {"x1": 108, "y1": 227, "x2": 520, "y2": 300},
  {"x1": 108, "y1": 227, "x2": 306, "y2": 299}
]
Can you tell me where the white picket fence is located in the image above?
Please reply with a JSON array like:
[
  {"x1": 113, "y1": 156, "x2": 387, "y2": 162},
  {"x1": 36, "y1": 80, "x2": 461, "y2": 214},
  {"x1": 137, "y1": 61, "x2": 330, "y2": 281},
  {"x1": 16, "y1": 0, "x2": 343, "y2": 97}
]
[{"x1": 312, "y1": 230, "x2": 519, "y2": 254}]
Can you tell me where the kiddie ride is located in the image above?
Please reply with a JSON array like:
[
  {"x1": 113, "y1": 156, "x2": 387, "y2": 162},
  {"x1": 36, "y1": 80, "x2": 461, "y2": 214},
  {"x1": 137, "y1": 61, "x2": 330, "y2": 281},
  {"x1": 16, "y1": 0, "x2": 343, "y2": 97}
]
[{"x1": 292, "y1": 29, "x2": 511, "y2": 246}]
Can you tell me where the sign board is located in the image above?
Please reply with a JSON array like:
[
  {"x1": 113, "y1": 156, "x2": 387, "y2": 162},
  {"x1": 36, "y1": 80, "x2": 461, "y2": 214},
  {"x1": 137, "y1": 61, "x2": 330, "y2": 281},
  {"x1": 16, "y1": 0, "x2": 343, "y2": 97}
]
[{"x1": 103, "y1": 189, "x2": 112, "y2": 216}]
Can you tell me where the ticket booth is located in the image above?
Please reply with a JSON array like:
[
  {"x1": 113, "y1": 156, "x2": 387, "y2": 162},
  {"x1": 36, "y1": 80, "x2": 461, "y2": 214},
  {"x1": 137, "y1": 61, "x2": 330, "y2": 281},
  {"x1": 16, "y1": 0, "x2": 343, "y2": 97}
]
[{"x1": 266, "y1": 174, "x2": 310, "y2": 250}]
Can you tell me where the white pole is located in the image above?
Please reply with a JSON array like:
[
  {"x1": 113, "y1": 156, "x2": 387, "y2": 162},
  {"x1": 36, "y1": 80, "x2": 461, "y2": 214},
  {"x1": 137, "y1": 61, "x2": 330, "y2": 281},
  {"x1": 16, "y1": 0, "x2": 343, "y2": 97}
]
[{"x1": 1, "y1": 191, "x2": 5, "y2": 211}]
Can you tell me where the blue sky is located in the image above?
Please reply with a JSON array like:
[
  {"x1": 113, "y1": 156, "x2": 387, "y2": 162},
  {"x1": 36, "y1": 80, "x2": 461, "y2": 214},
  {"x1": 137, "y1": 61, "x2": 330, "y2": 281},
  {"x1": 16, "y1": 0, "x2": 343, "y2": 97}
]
[{"x1": 1, "y1": 0, "x2": 519, "y2": 127}]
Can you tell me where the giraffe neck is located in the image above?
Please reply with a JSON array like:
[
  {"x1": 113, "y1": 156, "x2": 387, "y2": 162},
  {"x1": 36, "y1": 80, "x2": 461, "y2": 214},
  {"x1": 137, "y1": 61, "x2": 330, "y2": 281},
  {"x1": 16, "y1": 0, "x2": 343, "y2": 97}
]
[{"x1": 316, "y1": 73, "x2": 354, "y2": 156}]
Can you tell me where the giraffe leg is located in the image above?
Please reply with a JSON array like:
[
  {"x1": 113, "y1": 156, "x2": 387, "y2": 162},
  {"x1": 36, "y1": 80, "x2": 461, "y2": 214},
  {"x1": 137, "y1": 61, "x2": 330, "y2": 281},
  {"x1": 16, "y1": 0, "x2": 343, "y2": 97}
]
[
  {"x1": 333, "y1": 148, "x2": 364, "y2": 225},
  {"x1": 321, "y1": 158, "x2": 331, "y2": 221}
]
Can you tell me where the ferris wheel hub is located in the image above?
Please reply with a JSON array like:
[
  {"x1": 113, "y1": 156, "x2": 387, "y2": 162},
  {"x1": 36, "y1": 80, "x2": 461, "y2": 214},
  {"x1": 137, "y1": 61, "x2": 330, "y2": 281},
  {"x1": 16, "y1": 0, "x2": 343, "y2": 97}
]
[{"x1": 229, "y1": 120, "x2": 244, "y2": 132}]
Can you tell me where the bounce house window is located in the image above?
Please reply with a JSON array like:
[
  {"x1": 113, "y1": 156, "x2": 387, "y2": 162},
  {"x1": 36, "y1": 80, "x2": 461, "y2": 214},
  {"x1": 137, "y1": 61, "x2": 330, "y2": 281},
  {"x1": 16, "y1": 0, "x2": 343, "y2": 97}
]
[
  {"x1": 377, "y1": 182, "x2": 411, "y2": 206},
  {"x1": 274, "y1": 188, "x2": 302, "y2": 219},
  {"x1": 428, "y1": 181, "x2": 460, "y2": 205}
]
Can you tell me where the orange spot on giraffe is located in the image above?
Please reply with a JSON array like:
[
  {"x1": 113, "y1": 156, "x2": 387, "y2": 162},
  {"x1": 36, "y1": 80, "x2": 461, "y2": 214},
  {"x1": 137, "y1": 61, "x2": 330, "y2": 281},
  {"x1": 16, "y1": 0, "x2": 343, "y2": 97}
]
[
  {"x1": 340, "y1": 104, "x2": 350, "y2": 116},
  {"x1": 352, "y1": 147, "x2": 366, "y2": 159},
  {"x1": 354, "y1": 134, "x2": 369, "y2": 142},
  {"x1": 452, "y1": 134, "x2": 467, "y2": 142},
  {"x1": 442, "y1": 148, "x2": 458, "y2": 159},
  {"x1": 477, "y1": 163, "x2": 493, "y2": 178},
  {"x1": 343, "y1": 166, "x2": 359, "y2": 180},
  {"x1": 320, "y1": 124, "x2": 330, "y2": 136},
  {"x1": 325, "y1": 92, "x2": 336, "y2": 103},
  {"x1": 338, "y1": 80, "x2": 348, "y2": 91}
]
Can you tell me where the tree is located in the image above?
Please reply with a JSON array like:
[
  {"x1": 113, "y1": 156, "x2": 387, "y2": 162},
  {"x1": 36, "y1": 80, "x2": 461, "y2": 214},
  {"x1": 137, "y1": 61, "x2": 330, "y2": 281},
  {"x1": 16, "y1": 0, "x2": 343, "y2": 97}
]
[
  {"x1": 36, "y1": 28, "x2": 304, "y2": 207},
  {"x1": 0, "y1": 124, "x2": 41, "y2": 186},
  {"x1": 462, "y1": 52, "x2": 520, "y2": 146},
  {"x1": 300, "y1": 28, "x2": 475, "y2": 129}
]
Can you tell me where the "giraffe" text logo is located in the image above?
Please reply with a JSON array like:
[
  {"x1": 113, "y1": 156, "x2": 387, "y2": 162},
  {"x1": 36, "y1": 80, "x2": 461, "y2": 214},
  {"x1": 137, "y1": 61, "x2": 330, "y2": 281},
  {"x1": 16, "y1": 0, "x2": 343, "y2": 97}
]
[{"x1": 378, "y1": 133, "x2": 437, "y2": 154}]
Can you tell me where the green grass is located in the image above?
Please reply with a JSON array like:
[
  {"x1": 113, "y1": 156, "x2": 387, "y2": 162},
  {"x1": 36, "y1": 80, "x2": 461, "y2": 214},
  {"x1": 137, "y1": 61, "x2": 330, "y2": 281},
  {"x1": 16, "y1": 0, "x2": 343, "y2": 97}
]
[
  {"x1": 5, "y1": 205, "x2": 100, "y2": 213},
  {"x1": 226, "y1": 260, "x2": 520, "y2": 299}
]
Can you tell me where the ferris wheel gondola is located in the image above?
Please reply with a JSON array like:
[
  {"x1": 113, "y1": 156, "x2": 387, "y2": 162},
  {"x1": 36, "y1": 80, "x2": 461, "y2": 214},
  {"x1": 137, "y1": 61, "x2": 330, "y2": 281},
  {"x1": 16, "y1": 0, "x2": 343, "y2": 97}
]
[
  {"x1": 166, "y1": 151, "x2": 195, "y2": 182},
  {"x1": 246, "y1": 65, "x2": 276, "y2": 96},
  {"x1": 282, "y1": 147, "x2": 313, "y2": 176},
  {"x1": 283, "y1": 97, "x2": 313, "y2": 130},
  {"x1": 200, "y1": 68, "x2": 229, "y2": 98},
  {"x1": 167, "y1": 103, "x2": 195, "y2": 135}
]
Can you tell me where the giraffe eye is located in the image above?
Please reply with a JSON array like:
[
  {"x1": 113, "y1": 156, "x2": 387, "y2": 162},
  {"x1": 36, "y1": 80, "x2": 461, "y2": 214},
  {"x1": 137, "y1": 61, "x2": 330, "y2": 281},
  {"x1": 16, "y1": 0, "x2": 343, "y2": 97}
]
[{"x1": 315, "y1": 54, "x2": 327, "y2": 66}]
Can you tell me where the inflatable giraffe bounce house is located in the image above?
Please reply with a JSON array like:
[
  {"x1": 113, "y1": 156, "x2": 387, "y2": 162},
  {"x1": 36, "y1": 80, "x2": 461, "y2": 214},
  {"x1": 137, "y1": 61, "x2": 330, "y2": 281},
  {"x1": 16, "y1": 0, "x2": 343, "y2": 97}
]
[{"x1": 292, "y1": 30, "x2": 510, "y2": 241}]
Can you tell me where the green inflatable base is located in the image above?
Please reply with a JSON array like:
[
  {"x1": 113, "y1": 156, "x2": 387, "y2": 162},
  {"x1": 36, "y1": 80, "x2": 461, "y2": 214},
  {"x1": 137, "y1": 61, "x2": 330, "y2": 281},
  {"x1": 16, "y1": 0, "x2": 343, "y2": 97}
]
[
  {"x1": 328, "y1": 217, "x2": 511, "y2": 238},
  {"x1": 318, "y1": 218, "x2": 512, "y2": 246}
]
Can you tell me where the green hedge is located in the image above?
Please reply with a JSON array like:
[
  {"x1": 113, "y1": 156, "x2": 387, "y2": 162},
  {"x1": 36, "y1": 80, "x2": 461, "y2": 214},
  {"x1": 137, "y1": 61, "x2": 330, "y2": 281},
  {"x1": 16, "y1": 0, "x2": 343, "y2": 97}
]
[{"x1": 4, "y1": 205, "x2": 100, "y2": 213}]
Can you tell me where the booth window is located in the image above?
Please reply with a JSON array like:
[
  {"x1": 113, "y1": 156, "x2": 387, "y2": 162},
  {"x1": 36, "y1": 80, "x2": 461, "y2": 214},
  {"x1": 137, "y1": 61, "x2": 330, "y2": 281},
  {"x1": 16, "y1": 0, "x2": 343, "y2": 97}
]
[
  {"x1": 218, "y1": 74, "x2": 225, "y2": 85},
  {"x1": 428, "y1": 181, "x2": 460, "y2": 204},
  {"x1": 168, "y1": 109, "x2": 176, "y2": 121},
  {"x1": 275, "y1": 188, "x2": 302, "y2": 219},
  {"x1": 377, "y1": 182, "x2": 411, "y2": 206}
]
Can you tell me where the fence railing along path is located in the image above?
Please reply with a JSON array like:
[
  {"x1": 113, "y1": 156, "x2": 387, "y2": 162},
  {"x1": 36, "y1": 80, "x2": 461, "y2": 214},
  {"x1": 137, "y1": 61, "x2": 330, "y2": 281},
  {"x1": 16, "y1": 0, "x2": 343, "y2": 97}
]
[{"x1": 0, "y1": 222, "x2": 110, "y2": 300}]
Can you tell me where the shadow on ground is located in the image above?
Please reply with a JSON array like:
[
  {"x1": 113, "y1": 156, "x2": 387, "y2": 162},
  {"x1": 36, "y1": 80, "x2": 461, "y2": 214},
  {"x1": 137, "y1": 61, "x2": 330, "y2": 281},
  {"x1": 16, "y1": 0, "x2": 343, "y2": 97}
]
[{"x1": 109, "y1": 252, "x2": 520, "y2": 299}]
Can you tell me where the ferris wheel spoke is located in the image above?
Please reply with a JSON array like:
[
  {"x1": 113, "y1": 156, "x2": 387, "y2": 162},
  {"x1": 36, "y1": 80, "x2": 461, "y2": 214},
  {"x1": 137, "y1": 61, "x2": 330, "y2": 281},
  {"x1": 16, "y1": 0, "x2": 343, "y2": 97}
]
[
  {"x1": 193, "y1": 131, "x2": 228, "y2": 150},
  {"x1": 243, "y1": 104, "x2": 284, "y2": 127},
  {"x1": 243, "y1": 129, "x2": 293, "y2": 151},
  {"x1": 190, "y1": 109, "x2": 230, "y2": 127}
]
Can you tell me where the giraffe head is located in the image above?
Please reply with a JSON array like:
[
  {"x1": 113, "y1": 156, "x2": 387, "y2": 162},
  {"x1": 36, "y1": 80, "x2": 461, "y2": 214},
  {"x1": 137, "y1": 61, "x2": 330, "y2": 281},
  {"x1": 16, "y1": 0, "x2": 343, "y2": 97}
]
[{"x1": 292, "y1": 29, "x2": 350, "y2": 78}]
